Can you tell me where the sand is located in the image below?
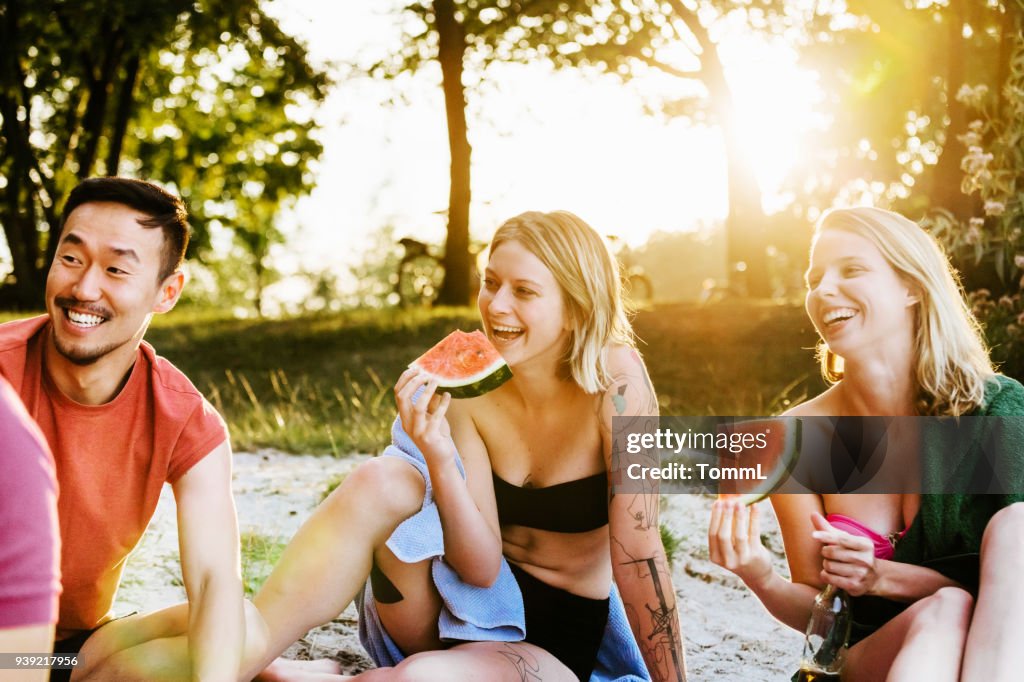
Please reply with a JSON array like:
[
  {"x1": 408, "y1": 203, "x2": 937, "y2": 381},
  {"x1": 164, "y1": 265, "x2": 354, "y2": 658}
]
[{"x1": 116, "y1": 450, "x2": 804, "y2": 680}]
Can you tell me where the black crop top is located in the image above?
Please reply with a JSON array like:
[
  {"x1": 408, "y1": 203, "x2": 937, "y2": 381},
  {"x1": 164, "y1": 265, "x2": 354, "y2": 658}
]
[{"x1": 492, "y1": 471, "x2": 609, "y2": 533}]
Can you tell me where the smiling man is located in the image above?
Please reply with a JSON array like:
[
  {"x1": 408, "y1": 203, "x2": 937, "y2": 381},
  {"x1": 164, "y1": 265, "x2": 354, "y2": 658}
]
[{"x1": 0, "y1": 177, "x2": 245, "y2": 681}]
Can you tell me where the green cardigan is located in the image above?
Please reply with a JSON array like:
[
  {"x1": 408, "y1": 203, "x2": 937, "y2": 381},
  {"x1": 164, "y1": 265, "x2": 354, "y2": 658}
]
[{"x1": 849, "y1": 374, "x2": 1024, "y2": 643}]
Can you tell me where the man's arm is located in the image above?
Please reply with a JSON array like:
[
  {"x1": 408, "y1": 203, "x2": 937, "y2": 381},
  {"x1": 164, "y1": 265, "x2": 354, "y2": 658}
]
[
  {"x1": 171, "y1": 440, "x2": 244, "y2": 681},
  {"x1": 600, "y1": 347, "x2": 687, "y2": 682}
]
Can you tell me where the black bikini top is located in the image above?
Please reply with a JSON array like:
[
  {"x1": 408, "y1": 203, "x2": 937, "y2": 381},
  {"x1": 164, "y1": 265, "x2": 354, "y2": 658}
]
[{"x1": 492, "y1": 470, "x2": 609, "y2": 533}]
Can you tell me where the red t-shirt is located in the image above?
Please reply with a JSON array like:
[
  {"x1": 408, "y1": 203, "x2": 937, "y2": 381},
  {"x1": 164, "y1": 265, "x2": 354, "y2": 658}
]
[
  {"x1": 0, "y1": 316, "x2": 228, "y2": 638},
  {"x1": 0, "y1": 375, "x2": 60, "y2": 627}
]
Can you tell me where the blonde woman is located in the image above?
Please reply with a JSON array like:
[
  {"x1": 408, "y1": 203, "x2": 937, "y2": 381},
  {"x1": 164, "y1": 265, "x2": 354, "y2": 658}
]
[
  {"x1": 247, "y1": 211, "x2": 683, "y2": 681},
  {"x1": 709, "y1": 207, "x2": 1024, "y2": 681}
]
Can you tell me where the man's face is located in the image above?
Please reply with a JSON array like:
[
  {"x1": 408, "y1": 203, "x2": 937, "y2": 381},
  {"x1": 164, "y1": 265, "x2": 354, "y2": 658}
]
[{"x1": 45, "y1": 202, "x2": 178, "y2": 366}]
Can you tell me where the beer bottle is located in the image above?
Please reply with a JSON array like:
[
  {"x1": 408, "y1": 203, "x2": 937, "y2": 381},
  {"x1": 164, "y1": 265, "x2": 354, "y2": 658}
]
[{"x1": 796, "y1": 584, "x2": 851, "y2": 682}]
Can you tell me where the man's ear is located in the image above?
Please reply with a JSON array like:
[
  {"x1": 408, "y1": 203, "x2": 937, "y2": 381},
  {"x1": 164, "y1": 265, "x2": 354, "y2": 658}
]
[{"x1": 153, "y1": 270, "x2": 185, "y2": 314}]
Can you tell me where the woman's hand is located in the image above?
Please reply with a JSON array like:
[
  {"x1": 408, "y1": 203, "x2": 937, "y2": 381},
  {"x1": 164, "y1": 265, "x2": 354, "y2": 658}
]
[
  {"x1": 708, "y1": 498, "x2": 773, "y2": 589},
  {"x1": 810, "y1": 512, "x2": 879, "y2": 597},
  {"x1": 394, "y1": 368, "x2": 455, "y2": 466}
]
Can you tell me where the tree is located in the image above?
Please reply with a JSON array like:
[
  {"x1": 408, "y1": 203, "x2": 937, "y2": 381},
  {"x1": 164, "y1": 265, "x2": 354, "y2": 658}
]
[
  {"x1": 0, "y1": 0, "x2": 327, "y2": 310},
  {"x1": 386, "y1": 0, "x2": 810, "y2": 297},
  {"x1": 372, "y1": 1, "x2": 498, "y2": 306},
  {"x1": 434, "y1": 0, "x2": 473, "y2": 305},
  {"x1": 797, "y1": 0, "x2": 1021, "y2": 220}
]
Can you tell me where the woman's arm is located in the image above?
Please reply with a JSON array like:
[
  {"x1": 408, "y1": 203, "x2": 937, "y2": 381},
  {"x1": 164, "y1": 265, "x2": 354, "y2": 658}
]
[
  {"x1": 708, "y1": 497, "x2": 820, "y2": 632},
  {"x1": 601, "y1": 347, "x2": 687, "y2": 682},
  {"x1": 811, "y1": 513, "x2": 962, "y2": 602},
  {"x1": 396, "y1": 369, "x2": 502, "y2": 587}
]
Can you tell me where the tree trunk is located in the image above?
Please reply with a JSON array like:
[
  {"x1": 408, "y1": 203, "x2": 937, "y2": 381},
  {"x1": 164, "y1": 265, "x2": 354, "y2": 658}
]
[
  {"x1": 434, "y1": 0, "x2": 473, "y2": 306},
  {"x1": 672, "y1": 2, "x2": 769, "y2": 297},
  {"x1": 0, "y1": 0, "x2": 46, "y2": 308},
  {"x1": 75, "y1": 25, "x2": 122, "y2": 179},
  {"x1": 105, "y1": 52, "x2": 141, "y2": 175}
]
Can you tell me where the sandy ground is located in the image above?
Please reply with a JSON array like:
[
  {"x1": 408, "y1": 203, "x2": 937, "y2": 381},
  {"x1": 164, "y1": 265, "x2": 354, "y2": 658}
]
[{"x1": 117, "y1": 451, "x2": 803, "y2": 680}]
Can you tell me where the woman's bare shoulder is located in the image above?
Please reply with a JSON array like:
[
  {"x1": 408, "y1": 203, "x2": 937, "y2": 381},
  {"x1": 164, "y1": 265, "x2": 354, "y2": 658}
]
[
  {"x1": 605, "y1": 343, "x2": 645, "y2": 375},
  {"x1": 783, "y1": 384, "x2": 841, "y2": 417}
]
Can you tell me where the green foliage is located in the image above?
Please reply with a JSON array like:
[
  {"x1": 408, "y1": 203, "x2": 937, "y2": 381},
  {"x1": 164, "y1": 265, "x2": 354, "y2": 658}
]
[
  {"x1": 147, "y1": 306, "x2": 484, "y2": 454},
  {"x1": 925, "y1": 25, "x2": 1024, "y2": 376},
  {"x1": 660, "y1": 522, "x2": 683, "y2": 569},
  {"x1": 798, "y1": 1, "x2": 1021, "y2": 213},
  {"x1": 0, "y1": 0, "x2": 328, "y2": 309},
  {"x1": 319, "y1": 473, "x2": 349, "y2": 504},
  {"x1": 143, "y1": 301, "x2": 821, "y2": 454},
  {"x1": 240, "y1": 530, "x2": 286, "y2": 598}
]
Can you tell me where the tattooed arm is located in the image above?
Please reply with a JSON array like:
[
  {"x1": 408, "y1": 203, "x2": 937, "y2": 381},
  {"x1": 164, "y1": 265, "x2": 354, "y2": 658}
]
[{"x1": 600, "y1": 346, "x2": 687, "y2": 682}]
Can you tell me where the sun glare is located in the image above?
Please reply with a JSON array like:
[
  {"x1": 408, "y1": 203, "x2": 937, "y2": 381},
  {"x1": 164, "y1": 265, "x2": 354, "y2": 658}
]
[{"x1": 722, "y1": 37, "x2": 825, "y2": 213}]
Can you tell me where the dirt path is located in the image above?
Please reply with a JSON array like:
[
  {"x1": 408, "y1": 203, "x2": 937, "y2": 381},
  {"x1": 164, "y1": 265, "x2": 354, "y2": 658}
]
[{"x1": 116, "y1": 451, "x2": 803, "y2": 680}]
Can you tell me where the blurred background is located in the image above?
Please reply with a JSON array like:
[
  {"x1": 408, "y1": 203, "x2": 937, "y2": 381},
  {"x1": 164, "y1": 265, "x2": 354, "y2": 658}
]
[{"x1": 1, "y1": 0, "x2": 1022, "y2": 452}]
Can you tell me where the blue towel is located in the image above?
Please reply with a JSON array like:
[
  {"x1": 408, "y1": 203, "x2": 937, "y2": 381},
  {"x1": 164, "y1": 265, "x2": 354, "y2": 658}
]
[{"x1": 356, "y1": 415, "x2": 651, "y2": 681}]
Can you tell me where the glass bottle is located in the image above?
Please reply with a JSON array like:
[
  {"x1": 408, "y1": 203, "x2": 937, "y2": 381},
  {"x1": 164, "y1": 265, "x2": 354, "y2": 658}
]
[{"x1": 796, "y1": 584, "x2": 851, "y2": 681}]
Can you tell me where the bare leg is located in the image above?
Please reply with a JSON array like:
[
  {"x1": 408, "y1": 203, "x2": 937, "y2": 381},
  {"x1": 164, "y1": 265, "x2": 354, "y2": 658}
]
[
  {"x1": 255, "y1": 658, "x2": 343, "y2": 682},
  {"x1": 961, "y1": 502, "x2": 1024, "y2": 681},
  {"x1": 74, "y1": 457, "x2": 438, "y2": 682},
  {"x1": 842, "y1": 587, "x2": 972, "y2": 682},
  {"x1": 72, "y1": 601, "x2": 265, "y2": 681},
  {"x1": 350, "y1": 641, "x2": 577, "y2": 682},
  {"x1": 242, "y1": 456, "x2": 439, "y2": 680}
]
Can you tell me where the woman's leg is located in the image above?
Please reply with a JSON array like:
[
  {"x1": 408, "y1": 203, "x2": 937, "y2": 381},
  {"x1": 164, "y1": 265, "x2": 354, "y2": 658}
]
[
  {"x1": 960, "y1": 502, "x2": 1024, "y2": 681},
  {"x1": 241, "y1": 456, "x2": 442, "y2": 680},
  {"x1": 352, "y1": 641, "x2": 578, "y2": 682},
  {"x1": 842, "y1": 587, "x2": 972, "y2": 682}
]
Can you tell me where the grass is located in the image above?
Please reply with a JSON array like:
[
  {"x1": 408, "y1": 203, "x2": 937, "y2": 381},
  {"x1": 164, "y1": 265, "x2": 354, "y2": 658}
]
[
  {"x1": 4, "y1": 301, "x2": 827, "y2": 454},
  {"x1": 240, "y1": 530, "x2": 288, "y2": 598}
]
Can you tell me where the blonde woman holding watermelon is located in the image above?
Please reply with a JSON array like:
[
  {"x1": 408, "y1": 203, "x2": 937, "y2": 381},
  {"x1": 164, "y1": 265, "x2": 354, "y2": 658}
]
[
  {"x1": 244, "y1": 211, "x2": 683, "y2": 682},
  {"x1": 708, "y1": 207, "x2": 1024, "y2": 681}
]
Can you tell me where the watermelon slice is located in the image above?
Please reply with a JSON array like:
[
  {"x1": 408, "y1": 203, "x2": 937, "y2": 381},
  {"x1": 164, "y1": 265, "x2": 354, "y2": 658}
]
[
  {"x1": 717, "y1": 418, "x2": 801, "y2": 505},
  {"x1": 410, "y1": 330, "x2": 513, "y2": 399}
]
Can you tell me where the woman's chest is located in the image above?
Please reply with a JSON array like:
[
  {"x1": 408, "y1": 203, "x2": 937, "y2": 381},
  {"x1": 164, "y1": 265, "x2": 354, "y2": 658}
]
[{"x1": 478, "y1": 402, "x2": 604, "y2": 485}]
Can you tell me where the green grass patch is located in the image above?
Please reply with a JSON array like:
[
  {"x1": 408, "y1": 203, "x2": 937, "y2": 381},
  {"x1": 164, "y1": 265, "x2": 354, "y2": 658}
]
[
  {"x1": 660, "y1": 522, "x2": 683, "y2": 568},
  {"x1": 6, "y1": 301, "x2": 827, "y2": 454},
  {"x1": 240, "y1": 530, "x2": 288, "y2": 598},
  {"x1": 319, "y1": 472, "x2": 349, "y2": 503}
]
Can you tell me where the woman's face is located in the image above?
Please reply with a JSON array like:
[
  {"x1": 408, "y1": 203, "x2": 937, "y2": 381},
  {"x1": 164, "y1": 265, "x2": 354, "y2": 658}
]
[
  {"x1": 805, "y1": 229, "x2": 918, "y2": 360},
  {"x1": 478, "y1": 239, "x2": 570, "y2": 370}
]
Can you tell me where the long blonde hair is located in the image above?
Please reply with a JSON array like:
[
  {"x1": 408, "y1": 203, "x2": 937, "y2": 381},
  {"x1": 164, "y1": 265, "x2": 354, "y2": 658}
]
[
  {"x1": 489, "y1": 211, "x2": 634, "y2": 393},
  {"x1": 812, "y1": 207, "x2": 995, "y2": 415}
]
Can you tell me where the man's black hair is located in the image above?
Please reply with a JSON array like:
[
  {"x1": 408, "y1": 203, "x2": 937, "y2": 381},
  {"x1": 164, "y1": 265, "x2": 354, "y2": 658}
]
[{"x1": 60, "y1": 177, "x2": 190, "y2": 281}]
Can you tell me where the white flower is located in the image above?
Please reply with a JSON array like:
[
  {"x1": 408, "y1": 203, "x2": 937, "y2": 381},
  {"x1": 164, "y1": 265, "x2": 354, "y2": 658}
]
[{"x1": 984, "y1": 200, "x2": 1006, "y2": 217}]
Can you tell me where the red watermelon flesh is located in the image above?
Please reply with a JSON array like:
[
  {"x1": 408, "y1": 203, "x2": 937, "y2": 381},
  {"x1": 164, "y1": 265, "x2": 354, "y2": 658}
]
[
  {"x1": 410, "y1": 330, "x2": 512, "y2": 399},
  {"x1": 717, "y1": 418, "x2": 800, "y2": 505}
]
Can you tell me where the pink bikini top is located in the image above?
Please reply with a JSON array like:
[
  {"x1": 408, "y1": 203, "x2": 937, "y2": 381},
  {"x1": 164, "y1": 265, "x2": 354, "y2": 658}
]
[{"x1": 825, "y1": 513, "x2": 910, "y2": 561}]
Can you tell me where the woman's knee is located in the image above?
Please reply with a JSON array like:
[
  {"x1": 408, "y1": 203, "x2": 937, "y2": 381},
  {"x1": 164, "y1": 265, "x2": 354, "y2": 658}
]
[
  {"x1": 322, "y1": 457, "x2": 424, "y2": 521},
  {"x1": 981, "y1": 503, "x2": 1024, "y2": 563},
  {"x1": 910, "y1": 587, "x2": 974, "y2": 630}
]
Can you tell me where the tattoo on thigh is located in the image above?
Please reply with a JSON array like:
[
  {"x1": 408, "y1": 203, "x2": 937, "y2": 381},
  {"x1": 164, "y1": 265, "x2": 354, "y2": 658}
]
[{"x1": 497, "y1": 643, "x2": 543, "y2": 681}]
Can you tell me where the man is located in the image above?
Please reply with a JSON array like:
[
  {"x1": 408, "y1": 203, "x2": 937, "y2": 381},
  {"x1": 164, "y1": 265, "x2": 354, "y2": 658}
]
[
  {"x1": 0, "y1": 177, "x2": 245, "y2": 681},
  {"x1": 0, "y1": 376, "x2": 60, "y2": 682}
]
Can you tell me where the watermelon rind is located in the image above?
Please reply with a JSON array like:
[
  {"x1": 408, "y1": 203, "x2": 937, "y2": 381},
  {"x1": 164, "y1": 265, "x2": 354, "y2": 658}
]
[
  {"x1": 431, "y1": 363, "x2": 513, "y2": 399},
  {"x1": 719, "y1": 418, "x2": 801, "y2": 505},
  {"x1": 410, "y1": 330, "x2": 513, "y2": 399}
]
